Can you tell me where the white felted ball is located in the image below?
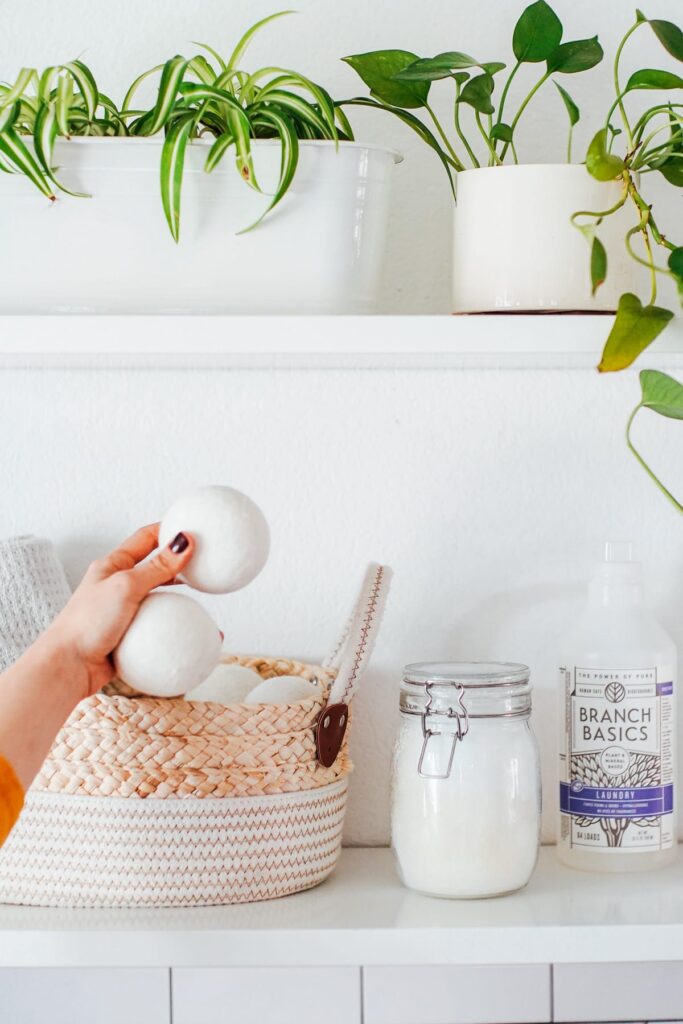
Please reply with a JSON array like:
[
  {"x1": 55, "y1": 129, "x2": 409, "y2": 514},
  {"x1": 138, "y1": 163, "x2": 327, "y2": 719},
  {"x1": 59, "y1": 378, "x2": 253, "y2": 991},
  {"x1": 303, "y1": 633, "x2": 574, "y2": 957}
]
[
  {"x1": 158, "y1": 485, "x2": 270, "y2": 595},
  {"x1": 185, "y1": 663, "x2": 262, "y2": 705},
  {"x1": 244, "y1": 675, "x2": 321, "y2": 705},
  {"x1": 113, "y1": 592, "x2": 222, "y2": 698}
]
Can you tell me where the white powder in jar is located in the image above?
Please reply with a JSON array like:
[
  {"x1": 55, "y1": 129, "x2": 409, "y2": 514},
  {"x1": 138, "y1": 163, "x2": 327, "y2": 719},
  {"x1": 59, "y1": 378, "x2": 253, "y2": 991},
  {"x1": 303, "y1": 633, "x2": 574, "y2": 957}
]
[{"x1": 391, "y1": 718, "x2": 540, "y2": 898}]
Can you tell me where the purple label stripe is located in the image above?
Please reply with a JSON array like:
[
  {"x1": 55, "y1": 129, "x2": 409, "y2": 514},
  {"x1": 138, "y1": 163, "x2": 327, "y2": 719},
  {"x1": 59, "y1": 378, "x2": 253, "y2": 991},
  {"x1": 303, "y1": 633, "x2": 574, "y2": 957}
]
[
  {"x1": 657, "y1": 681, "x2": 674, "y2": 696},
  {"x1": 560, "y1": 783, "x2": 674, "y2": 818}
]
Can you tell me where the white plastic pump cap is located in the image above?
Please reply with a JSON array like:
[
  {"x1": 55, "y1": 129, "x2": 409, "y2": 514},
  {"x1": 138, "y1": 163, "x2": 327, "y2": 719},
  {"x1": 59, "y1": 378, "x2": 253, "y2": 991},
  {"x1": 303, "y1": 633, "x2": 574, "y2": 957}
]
[
  {"x1": 592, "y1": 539, "x2": 642, "y2": 589},
  {"x1": 603, "y1": 540, "x2": 635, "y2": 563}
]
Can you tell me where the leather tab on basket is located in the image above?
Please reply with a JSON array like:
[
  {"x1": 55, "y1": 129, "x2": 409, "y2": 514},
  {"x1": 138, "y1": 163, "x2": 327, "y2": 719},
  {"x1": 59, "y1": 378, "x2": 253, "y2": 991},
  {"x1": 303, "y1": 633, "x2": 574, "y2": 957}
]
[{"x1": 316, "y1": 703, "x2": 349, "y2": 768}]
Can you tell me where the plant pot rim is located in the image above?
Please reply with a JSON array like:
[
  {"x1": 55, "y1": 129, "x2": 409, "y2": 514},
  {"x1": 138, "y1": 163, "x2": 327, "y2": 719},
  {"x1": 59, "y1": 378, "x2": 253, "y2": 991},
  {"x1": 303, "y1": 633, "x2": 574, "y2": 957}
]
[
  {"x1": 458, "y1": 162, "x2": 597, "y2": 176},
  {"x1": 52, "y1": 136, "x2": 403, "y2": 163}
]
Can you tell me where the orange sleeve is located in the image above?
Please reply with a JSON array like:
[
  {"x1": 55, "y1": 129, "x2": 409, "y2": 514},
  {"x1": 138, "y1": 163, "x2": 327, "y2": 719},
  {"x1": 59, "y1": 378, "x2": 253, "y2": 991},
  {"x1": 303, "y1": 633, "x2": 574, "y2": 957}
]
[{"x1": 0, "y1": 755, "x2": 24, "y2": 847}]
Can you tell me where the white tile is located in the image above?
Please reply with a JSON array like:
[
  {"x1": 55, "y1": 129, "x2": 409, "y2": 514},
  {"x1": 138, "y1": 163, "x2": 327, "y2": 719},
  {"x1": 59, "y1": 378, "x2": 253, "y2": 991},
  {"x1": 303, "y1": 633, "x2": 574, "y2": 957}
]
[
  {"x1": 0, "y1": 967, "x2": 169, "y2": 1024},
  {"x1": 363, "y1": 964, "x2": 551, "y2": 1024},
  {"x1": 554, "y1": 962, "x2": 683, "y2": 1022},
  {"x1": 172, "y1": 966, "x2": 360, "y2": 1024}
]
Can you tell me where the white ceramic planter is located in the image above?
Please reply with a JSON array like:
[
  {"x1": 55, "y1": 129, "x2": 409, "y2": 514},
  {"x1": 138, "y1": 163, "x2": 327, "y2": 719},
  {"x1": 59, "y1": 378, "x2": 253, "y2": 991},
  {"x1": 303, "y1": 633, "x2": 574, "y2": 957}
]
[
  {"x1": 452, "y1": 164, "x2": 641, "y2": 314},
  {"x1": 0, "y1": 139, "x2": 400, "y2": 314}
]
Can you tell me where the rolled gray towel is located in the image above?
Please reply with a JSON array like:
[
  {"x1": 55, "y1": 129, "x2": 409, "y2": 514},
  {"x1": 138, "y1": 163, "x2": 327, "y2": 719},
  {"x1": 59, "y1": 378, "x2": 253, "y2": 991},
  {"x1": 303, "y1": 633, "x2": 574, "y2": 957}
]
[{"x1": 0, "y1": 536, "x2": 72, "y2": 671}]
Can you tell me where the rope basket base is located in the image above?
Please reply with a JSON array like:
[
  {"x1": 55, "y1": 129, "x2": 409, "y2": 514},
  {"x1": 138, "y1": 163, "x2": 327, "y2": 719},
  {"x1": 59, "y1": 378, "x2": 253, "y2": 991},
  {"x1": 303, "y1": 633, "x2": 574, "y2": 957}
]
[{"x1": 0, "y1": 779, "x2": 347, "y2": 908}]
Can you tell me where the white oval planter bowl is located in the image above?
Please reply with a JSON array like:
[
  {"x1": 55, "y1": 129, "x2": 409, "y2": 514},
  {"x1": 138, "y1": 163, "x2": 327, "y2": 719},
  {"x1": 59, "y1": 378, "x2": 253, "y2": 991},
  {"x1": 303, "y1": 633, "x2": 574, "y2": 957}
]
[
  {"x1": 0, "y1": 138, "x2": 400, "y2": 314},
  {"x1": 452, "y1": 164, "x2": 641, "y2": 314}
]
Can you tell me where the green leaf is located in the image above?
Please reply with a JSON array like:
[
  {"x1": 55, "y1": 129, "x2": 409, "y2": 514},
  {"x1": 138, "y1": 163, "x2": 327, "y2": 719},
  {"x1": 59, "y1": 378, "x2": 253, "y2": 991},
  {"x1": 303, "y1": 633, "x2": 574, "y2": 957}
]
[
  {"x1": 254, "y1": 89, "x2": 331, "y2": 137},
  {"x1": 238, "y1": 107, "x2": 298, "y2": 232},
  {"x1": 192, "y1": 42, "x2": 227, "y2": 73},
  {"x1": 547, "y1": 37, "x2": 603, "y2": 74},
  {"x1": 658, "y1": 156, "x2": 683, "y2": 185},
  {"x1": 554, "y1": 81, "x2": 579, "y2": 125},
  {"x1": 55, "y1": 73, "x2": 74, "y2": 136},
  {"x1": 591, "y1": 237, "x2": 607, "y2": 295},
  {"x1": 626, "y1": 68, "x2": 683, "y2": 91},
  {"x1": 481, "y1": 62, "x2": 506, "y2": 76},
  {"x1": 640, "y1": 369, "x2": 683, "y2": 419},
  {"x1": 205, "y1": 132, "x2": 234, "y2": 172},
  {"x1": 226, "y1": 11, "x2": 295, "y2": 72},
  {"x1": 146, "y1": 56, "x2": 189, "y2": 135},
  {"x1": 0, "y1": 101, "x2": 18, "y2": 133},
  {"x1": 122, "y1": 63, "x2": 164, "y2": 114},
  {"x1": 598, "y1": 293, "x2": 674, "y2": 372},
  {"x1": 159, "y1": 113, "x2": 194, "y2": 241},
  {"x1": 340, "y1": 96, "x2": 456, "y2": 198},
  {"x1": 63, "y1": 60, "x2": 98, "y2": 120},
  {"x1": 490, "y1": 121, "x2": 513, "y2": 142},
  {"x1": 649, "y1": 19, "x2": 683, "y2": 62},
  {"x1": 343, "y1": 50, "x2": 430, "y2": 108},
  {"x1": 458, "y1": 73, "x2": 495, "y2": 115},
  {"x1": 33, "y1": 102, "x2": 90, "y2": 196},
  {"x1": 586, "y1": 128, "x2": 625, "y2": 181},
  {"x1": 0, "y1": 68, "x2": 36, "y2": 110},
  {"x1": 512, "y1": 0, "x2": 563, "y2": 63},
  {"x1": 669, "y1": 247, "x2": 683, "y2": 281},
  {"x1": 394, "y1": 52, "x2": 479, "y2": 82},
  {"x1": 0, "y1": 126, "x2": 55, "y2": 198}
]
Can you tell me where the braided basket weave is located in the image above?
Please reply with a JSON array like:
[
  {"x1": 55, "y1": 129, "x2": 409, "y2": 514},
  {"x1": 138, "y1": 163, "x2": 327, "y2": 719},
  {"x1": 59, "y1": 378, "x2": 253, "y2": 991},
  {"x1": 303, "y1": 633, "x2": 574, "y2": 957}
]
[{"x1": 0, "y1": 564, "x2": 390, "y2": 908}]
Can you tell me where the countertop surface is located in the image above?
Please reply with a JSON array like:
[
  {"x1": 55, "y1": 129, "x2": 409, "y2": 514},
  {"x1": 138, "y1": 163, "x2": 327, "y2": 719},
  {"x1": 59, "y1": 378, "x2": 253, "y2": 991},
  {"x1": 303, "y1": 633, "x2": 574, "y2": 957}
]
[{"x1": 0, "y1": 847, "x2": 682, "y2": 968}]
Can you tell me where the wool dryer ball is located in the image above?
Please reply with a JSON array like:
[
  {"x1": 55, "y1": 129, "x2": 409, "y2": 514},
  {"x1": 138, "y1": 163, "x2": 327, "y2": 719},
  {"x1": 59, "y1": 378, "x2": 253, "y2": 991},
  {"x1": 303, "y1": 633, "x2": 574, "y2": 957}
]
[
  {"x1": 185, "y1": 663, "x2": 262, "y2": 704},
  {"x1": 159, "y1": 485, "x2": 270, "y2": 594},
  {"x1": 244, "y1": 675, "x2": 321, "y2": 705},
  {"x1": 114, "y1": 592, "x2": 222, "y2": 697}
]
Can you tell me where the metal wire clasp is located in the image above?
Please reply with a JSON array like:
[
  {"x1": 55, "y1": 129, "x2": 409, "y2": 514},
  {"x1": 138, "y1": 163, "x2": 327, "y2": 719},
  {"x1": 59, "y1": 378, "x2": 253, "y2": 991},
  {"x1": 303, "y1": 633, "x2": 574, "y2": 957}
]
[{"x1": 417, "y1": 681, "x2": 469, "y2": 779}]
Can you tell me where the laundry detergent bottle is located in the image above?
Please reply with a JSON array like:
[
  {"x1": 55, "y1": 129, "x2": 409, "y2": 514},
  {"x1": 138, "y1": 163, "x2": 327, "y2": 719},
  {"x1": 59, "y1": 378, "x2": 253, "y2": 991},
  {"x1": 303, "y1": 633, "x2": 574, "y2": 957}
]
[{"x1": 558, "y1": 541, "x2": 677, "y2": 872}]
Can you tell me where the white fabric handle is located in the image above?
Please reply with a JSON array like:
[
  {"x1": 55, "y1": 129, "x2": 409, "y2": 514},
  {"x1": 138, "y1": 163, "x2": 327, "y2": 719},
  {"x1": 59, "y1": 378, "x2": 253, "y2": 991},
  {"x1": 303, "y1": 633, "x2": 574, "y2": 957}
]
[{"x1": 327, "y1": 563, "x2": 392, "y2": 706}]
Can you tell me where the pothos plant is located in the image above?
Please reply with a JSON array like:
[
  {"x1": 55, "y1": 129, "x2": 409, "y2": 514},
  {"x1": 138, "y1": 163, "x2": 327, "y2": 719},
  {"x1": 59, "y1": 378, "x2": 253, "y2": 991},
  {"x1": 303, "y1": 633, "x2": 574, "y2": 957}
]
[
  {"x1": 342, "y1": 0, "x2": 604, "y2": 189},
  {"x1": 579, "y1": 10, "x2": 683, "y2": 373},
  {"x1": 0, "y1": 12, "x2": 353, "y2": 238},
  {"x1": 343, "y1": 2, "x2": 682, "y2": 363},
  {"x1": 626, "y1": 369, "x2": 682, "y2": 514}
]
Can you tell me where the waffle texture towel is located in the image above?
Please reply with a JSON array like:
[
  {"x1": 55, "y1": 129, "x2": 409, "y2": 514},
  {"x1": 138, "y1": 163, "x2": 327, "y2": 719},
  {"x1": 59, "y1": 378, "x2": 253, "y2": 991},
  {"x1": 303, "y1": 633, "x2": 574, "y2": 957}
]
[{"x1": 0, "y1": 536, "x2": 72, "y2": 671}]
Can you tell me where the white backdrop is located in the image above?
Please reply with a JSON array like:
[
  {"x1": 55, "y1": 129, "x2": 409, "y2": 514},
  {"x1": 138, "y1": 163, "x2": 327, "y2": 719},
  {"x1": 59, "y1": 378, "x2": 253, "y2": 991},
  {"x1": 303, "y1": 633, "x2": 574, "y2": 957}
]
[
  {"x1": 0, "y1": 0, "x2": 681, "y2": 312},
  {"x1": 0, "y1": 364, "x2": 680, "y2": 844}
]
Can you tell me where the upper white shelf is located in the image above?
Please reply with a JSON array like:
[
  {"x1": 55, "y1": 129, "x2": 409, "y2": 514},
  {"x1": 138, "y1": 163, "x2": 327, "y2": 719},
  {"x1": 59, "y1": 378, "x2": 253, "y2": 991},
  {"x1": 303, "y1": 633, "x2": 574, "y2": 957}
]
[
  {"x1": 1, "y1": 847, "x2": 683, "y2": 968},
  {"x1": 1, "y1": 314, "x2": 682, "y2": 370}
]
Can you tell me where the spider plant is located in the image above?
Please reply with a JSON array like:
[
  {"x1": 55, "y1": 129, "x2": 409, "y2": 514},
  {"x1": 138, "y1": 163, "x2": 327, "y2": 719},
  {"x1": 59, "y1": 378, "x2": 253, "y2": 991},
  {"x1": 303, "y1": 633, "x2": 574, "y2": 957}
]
[
  {"x1": 342, "y1": 0, "x2": 603, "y2": 184},
  {"x1": 120, "y1": 10, "x2": 352, "y2": 238},
  {"x1": 577, "y1": 10, "x2": 683, "y2": 373},
  {"x1": 0, "y1": 12, "x2": 353, "y2": 239},
  {"x1": 0, "y1": 61, "x2": 124, "y2": 200}
]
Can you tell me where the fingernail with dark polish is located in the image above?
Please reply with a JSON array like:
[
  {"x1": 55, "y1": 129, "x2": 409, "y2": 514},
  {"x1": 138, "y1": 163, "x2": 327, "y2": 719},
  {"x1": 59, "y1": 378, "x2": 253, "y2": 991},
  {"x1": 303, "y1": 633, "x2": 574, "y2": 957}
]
[{"x1": 170, "y1": 532, "x2": 189, "y2": 554}]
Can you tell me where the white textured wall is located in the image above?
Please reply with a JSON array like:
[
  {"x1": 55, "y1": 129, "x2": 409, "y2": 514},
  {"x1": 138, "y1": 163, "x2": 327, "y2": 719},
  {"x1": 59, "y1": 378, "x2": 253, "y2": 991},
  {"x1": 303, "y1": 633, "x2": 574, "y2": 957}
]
[
  {"x1": 1, "y1": 0, "x2": 681, "y2": 312},
  {"x1": 0, "y1": 365, "x2": 680, "y2": 844}
]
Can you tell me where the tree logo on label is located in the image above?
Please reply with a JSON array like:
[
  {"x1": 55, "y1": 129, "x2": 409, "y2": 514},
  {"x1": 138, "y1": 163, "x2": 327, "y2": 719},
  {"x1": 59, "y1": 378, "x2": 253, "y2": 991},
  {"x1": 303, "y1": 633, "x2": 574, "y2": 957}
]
[{"x1": 605, "y1": 681, "x2": 626, "y2": 703}]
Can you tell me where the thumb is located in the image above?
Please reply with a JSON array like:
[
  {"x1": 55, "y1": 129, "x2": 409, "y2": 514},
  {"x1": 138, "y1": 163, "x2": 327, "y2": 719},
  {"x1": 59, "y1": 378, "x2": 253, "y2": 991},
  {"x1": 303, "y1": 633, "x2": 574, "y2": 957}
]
[{"x1": 129, "y1": 532, "x2": 194, "y2": 597}]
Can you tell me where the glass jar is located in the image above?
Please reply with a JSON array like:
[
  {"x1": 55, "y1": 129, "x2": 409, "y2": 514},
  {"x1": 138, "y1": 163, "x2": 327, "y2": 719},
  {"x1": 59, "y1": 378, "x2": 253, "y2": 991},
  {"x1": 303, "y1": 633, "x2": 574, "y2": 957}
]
[{"x1": 391, "y1": 662, "x2": 541, "y2": 899}]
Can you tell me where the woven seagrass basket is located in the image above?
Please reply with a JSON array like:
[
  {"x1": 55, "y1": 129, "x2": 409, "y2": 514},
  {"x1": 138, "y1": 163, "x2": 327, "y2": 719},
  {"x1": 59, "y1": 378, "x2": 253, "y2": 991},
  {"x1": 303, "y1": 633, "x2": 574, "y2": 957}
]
[{"x1": 0, "y1": 564, "x2": 390, "y2": 908}]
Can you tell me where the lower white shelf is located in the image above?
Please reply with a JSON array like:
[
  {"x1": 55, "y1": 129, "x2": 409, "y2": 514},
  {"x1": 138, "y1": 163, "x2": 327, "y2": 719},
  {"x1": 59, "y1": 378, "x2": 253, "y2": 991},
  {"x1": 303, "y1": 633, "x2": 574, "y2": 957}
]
[
  {"x1": 1, "y1": 314, "x2": 682, "y2": 369},
  {"x1": 1, "y1": 846, "x2": 683, "y2": 969}
]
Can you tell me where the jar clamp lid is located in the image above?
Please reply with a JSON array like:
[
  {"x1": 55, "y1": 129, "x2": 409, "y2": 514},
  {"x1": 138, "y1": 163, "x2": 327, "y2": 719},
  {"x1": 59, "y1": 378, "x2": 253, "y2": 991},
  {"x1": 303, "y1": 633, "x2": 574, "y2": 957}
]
[{"x1": 400, "y1": 662, "x2": 532, "y2": 780}]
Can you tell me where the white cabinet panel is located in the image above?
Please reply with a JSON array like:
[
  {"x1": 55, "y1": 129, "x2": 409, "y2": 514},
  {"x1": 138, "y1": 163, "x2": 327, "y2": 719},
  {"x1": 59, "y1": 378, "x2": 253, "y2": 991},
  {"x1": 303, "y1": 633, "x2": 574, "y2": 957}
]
[
  {"x1": 172, "y1": 966, "x2": 360, "y2": 1024},
  {"x1": 0, "y1": 967, "x2": 169, "y2": 1024},
  {"x1": 554, "y1": 962, "x2": 683, "y2": 1022},
  {"x1": 363, "y1": 964, "x2": 551, "y2": 1024}
]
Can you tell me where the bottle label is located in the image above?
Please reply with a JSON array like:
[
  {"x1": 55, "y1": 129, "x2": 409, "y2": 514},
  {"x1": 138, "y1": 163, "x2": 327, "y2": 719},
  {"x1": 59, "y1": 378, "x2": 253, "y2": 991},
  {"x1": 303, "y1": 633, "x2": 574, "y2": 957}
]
[{"x1": 559, "y1": 666, "x2": 675, "y2": 852}]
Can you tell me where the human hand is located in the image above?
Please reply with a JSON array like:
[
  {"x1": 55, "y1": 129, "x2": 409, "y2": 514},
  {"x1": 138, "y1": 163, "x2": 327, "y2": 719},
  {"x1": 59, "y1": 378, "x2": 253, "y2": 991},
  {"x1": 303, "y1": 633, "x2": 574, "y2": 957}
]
[{"x1": 41, "y1": 524, "x2": 195, "y2": 698}]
